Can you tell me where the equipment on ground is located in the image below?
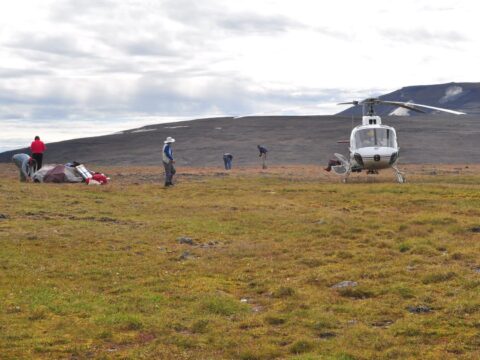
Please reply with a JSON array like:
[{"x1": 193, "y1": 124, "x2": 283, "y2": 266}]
[
  {"x1": 31, "y1": 163, "x2": 109, "y2": 184},
  {"x1": 33, "y1": 165, "x2": 84, "y2": 183}
]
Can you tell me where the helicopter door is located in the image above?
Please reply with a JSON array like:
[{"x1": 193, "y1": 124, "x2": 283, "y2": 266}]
[
  {"x1": 332, "y1": 153, "x2": 350, "y2": 174},
  {"x1": 332, "y1": 165, "x2": 347, "y2": 175}
]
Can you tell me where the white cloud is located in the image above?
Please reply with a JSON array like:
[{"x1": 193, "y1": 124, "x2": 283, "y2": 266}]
[{"x1": 0, "y1": 0, "x2": 479, "y2": 150}]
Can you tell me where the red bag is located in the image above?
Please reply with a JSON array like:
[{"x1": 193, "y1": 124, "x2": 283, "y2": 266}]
[{"x1": 92, "y1": 173, "x2": 108, "y2": 184}]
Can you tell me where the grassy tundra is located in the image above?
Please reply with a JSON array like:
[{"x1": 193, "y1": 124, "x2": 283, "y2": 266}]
[{"x1": 0, "y1": 164, "x2": 479, "y2": 359}]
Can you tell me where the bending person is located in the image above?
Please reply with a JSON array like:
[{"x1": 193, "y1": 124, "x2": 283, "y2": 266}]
[
  {"x1": 257, "y1": 145, "x2": 268, "y2": 169},
  {"x1": 324, "y1": 159, "x2": 341, "y2": 172},
  {"x1": 223, "y1": 153, "x2": 233, "y2": 170},
  {"x1": 12, "y1": 153, "x2": 36, "y2": 182}
]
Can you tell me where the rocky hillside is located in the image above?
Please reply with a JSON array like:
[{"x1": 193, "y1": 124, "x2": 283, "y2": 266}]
[
  {"x1": 1, "y1": 114, "x2": 479, "y2": 166},
  {"x1": 337, "y1": 82, "x2": 480, "y2": 116}
]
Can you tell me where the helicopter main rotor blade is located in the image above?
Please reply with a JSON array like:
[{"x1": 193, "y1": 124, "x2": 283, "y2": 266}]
[
  {"x1": 380, "y1": 100, "x2": 466, "y2": 115},
  {"x1": 404, "y1": 102, "x2": 466, "y2": 115},
  {"x1": 380, "y1": 101, "x2": 425, "y2": 113},
  {"x1": 337, "y1": 101, "x2": 359, "y2": 106}
]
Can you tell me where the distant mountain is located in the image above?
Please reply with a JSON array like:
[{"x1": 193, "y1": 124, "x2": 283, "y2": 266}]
[{"x1": 336, "y1": 82, "x2": 480, "y2": 116}]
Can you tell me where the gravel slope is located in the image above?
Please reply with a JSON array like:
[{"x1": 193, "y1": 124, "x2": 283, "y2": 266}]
[{"x1": 0, "y1": 115, "x2": 478, "y2": 166}]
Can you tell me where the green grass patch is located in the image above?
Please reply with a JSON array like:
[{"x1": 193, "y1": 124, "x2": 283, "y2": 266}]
[
  {"x1": 422, "y1": 272, "x2": 457, "y2": 284},
  {"x1": 200, "y1": 295, "x2": 249, "y2": 316},
  {"x1": 1, "y1": 166, "x2": 480, "y2": 358}
]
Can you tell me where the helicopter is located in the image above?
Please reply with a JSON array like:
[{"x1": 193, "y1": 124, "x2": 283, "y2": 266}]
[{"x1": 331, "y1": 98, "x2": 466, "y2": 183}]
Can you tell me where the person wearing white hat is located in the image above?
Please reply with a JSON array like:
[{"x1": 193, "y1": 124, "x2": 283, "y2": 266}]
[{"x1": 162, "y1": 137, "x2": 176, "y2": 186}]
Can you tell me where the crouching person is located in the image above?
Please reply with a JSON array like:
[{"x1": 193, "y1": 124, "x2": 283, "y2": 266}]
[
  {"x1": 162, "y1": 137, "x2": 176, "y2": 187},
  {"x1": 12, "y1": 153, "x2": 36, "y2": 182},
  {"x1": 324, "y1": 159, "x2": 341, "y2": 172}
]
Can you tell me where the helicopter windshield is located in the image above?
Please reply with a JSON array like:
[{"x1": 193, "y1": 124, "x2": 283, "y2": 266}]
[{"x1": 354, "y1": 128, "x2": 396, "y2": 148}]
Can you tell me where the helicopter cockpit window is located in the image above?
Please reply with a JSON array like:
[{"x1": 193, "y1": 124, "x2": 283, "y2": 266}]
[{"x1": 355, "y1": 128, "x2": 396, "y2": 148}]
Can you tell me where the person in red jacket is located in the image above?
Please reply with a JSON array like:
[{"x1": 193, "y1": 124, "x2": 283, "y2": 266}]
[{"x1": 30, "y1": 136, "x2": 46, "y2": 170}]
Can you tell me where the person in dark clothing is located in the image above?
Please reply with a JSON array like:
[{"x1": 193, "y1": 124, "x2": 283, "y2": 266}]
[
  {"x1": 257, "y1": 145, "x2": 268, "y2": 169},
  {"x1": 257, "y1": 145, "x2": 268, "y2": 156},
  {"x1": 223, "y1": 153, "x2": 233, "y2": 170},
  {"x1": 30, "y1": 136, "x2": 46, "y2": 170}
]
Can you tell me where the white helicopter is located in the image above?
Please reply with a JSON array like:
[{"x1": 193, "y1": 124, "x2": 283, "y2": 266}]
[{"x1": 332, "y1": 98, "x2": 466, "y2": 183}]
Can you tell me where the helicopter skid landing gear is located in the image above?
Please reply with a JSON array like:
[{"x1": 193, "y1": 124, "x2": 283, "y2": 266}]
[
  {"x1": 342, "y1": 171, "x2": 351, "y2": 183},
  {"x1": 393, "y1": 165, "x2": 406, "y2": 183}
]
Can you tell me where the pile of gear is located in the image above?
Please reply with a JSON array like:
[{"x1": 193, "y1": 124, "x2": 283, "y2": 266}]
[
  {"x1": 12, "y1": 154, "x2": 109, "y2": 185},
  {"x1": 34, "y1": 162, "x2": 109, "y2": 185}
]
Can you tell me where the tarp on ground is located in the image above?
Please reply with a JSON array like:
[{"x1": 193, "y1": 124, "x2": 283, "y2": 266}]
[{"x1": 33, "y1": 164, "x2": 84, "y2": 183}]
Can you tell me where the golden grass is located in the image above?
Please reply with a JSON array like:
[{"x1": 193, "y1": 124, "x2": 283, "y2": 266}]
[{"x1": 0, "y1": 164, "x2": 479, "y2": 359}]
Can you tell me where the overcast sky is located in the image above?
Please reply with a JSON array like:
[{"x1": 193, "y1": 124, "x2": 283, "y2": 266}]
[{"x1": 0, "y1": 0, "x2": 479, "y2": 150}]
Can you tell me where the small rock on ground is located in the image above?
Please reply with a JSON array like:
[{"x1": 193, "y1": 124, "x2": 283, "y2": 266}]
[
  {"x1": 200, "y1": 241, "x2": 220, "y2": 248},
  {"x1": 177, "y1": 237, "x2": 194, "y2": 245},
  {"x1": 0, "y1": 214, "x2": 7, "y2": 219},
  {"x1": 331, "y1": 281, "x2": 357, "y2": 289},
  {"x1": 252, "y1": 305, "x2": 264, "y2": 313},
  {"x1": 470, "y1": 227, "x2": 480, "y2": 233},
  {"x1": 179, "y1": 251, "x2": 193, "y2": 260},
  {"x1": 407, "y1": 305, "x2": 431, "y2": 314},
  {"x1": 372, "y1": 320, "x2": 394, "y2": 328}
]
